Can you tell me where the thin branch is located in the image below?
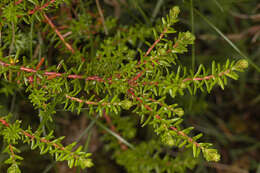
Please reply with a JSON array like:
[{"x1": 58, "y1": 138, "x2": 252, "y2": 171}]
[
  {"x1": 43, "y1": 13, "x2": 75, "y2": 54},
  {"x1": 65, "y1": 95, "x2": 119, "y2": 107},
  {"x1": 0, "y1": 118, "x2": 9, "y2": 127},
  {"x1": 8, "y1": 144, "x2": 15, "y2": 158},
  {"x1": 95, "y1": 0, "x2": 108, "y2": 35},
  {"x1": 182, "y1": 69, "x2": 230, "y2": 82},
  {"x1": 0, "y1": 60, "x2": 108, "y2": 83},
  {"x1": 65, "y1": 95, "x2": 100, "y2": 105},
  {"x1": 36, "y1": 57, "x2": 45, "y2": 70},
  {"x1": 145, "y1": 28, "x2": 168, "y2": 57},
  {"x1": 28, "y1": 0, "x2": 56, "y2": 15},
  {"x1": 127, "y1": 88, "x2": 201, "y2": 148},
  {"x1": 129, "y1": 28, "x2": 172, "y2": 83},
  {"x1": 0, "y1": 118, "x2": 86, "y2": 157},
  {"x1": 15, "y1": 0, "x2": 23, "y2": 5},
  {"x1": 21, "y1": 130, "x2": 65, "y2": 150}
]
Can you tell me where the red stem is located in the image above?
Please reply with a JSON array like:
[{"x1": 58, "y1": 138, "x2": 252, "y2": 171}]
[
  {"x1": 43, "y1": 13, "x2": 75, "y2": 54},
  {"x1": 0, "y1": 118, "x2": 66, "y2": 151},
  {"x1": 28, "y1": 0, "x2": 56, "y2": 15},
  {"x1": 9, "y1": 144, "x2": 15, "y2": 159},
  {"x1": 65, "y1": 95, "x2": 99, "y2": 105},
  {"x1": 36, "y1": 57, "x2": 45, "y2": 70},
  {"x1": 0, "y1": 119, "x2": 9, "y2": 127},
  {"x1": 129, "y1": 28, "x2": 168, "y2": 83},
  {"x1": 15, "y1": 0, "x2": 23, "y2": 5},
  {"x1": 145, "y1": 28, "x2": 168, "y2": 57},
  {"x1": 127, "y1": 88, "x2": 201, "y2": 148},
  {"x1": 182, "y1": 70, "x2": 230, "y2": 82},
  {"x1": 0, "y1": 60, "x2": 107, "y2": 83}
]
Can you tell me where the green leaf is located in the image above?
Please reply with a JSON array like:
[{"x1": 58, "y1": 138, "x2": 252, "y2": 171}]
[
  {"x1": 218, "y1": 78, "x2": 224, "y2": 90},
  {"x1": 225, "y1": 72, "x2": 239, "y2": 80},
  {"x1": 193, "y1": 143, "x2": 197, "y2": 158}
]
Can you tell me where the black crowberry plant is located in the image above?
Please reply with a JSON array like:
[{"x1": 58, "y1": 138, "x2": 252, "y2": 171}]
[{"x1": 0, "y1": 0, "x2": 248, "y2": 172}]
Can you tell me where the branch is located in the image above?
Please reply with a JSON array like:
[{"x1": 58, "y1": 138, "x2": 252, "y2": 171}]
[
  {"x1": 127, "y1": 88, "x2": 201, "y2": 148},
  {"x1": 28, "y1": 0, "x2": 56, "y2": 15},
  {"x1": 65, "y1": 95, "x2": 119, "y2": 107},
  {"x1": 95, "y1": 0, "x2": 108, "y2": 35},
  {"x1": 145, "y1": 28, "x2": 168, "y2": 57},
  {"x1": 182, "y1": 69, "x2": 230, "y2": 82},
  {"x1": 43, "y1": 13, "x2": 75, "y2": 54},
  {"x1": 15, "y1": 0, "x2": 23, "y2": 5},
  {"x1": 0, "y1": 60, "x2": 108, "y2": 83}
]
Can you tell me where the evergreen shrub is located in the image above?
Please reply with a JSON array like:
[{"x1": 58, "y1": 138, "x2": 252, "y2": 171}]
[{"x1": 0, "y1": 1, "x2": 248, "y2": 172}]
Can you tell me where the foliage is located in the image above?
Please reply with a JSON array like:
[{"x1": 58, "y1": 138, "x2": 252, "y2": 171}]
[{"x1": 0, "y1": 0, "x2": 252, "y2": 172}]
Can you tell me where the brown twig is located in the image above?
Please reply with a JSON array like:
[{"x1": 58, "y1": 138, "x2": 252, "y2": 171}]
[
  {"x1": 43, "y1": 13, "x2": 75, "y2": 54},
  {"x1": 95, "y1": 0, "x2": 108, "y2": 35},
  {"x1": 28, "y1": 0, "x2": 56, "y2": 15},
  {"x1": 0, "y1": 60, "x2": 108, "y2": 83}
]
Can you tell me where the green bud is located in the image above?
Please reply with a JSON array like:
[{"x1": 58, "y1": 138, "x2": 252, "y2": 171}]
[
  {"x1": 175, "y1": 108, "x2": 184, "y2": 117},
  {"x1": 163, "y1": 135, "x2": 175, "y2": 147},
  {"x1": 184, "y1": 31, "x2": 195, "y2": 43},
  {"x1": 120, "y1": 100, "x2": 133, "y2": 110},
  {"x1": 159, "y1": 48, "x2": 166, "y2": 55},
  {"x1": 171, "y1": 6, "x2": 180, "y2": 18},
  {"x1": 234, "y1": 59, "x2": 248, "y2": 71},
  {"x1": 180, "y1": 82, "x2": 186, "y2": 89},
  {"x1": 202, "y1": 148, "x2": 220, "y2": 162}
]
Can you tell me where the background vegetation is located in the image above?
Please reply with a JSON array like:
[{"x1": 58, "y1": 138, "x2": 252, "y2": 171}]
[{"x1": 0, "y1": 0, "x2": 259, "y2": 172}]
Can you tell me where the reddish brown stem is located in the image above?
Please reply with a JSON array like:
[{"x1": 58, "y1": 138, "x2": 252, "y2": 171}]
[
  {"x1": 43, "y1": 13, "x2": 75, "y2": 54},
  {"x1": 0, "y1": 60, "x2": 108, "y2": 83},
  {"x1": 129, "y1": 28, "x2": 168, "y2": 83},
  {"x1": 128, "y1": 88, "x2": 153, "y2": 111},
  {"x1": 145, "y1": 28, "x2": 168, "y2": 57},
  {"x1": 9, "y1": 144, "x2": 15, "y2": 158},
  {"x1": 0, "y1": 118, "x2": 9, "y2": 127},
  {"x1": 0, "y1": 118, "x2": 66, "y2": 151},
  {"x1": 169, "y1": 126, "x2": 200, "y2": 147},
  {"x1": 15, "y1": 0, "x2": 23, "y2": 5},
  {"x1": 65, "y1": 95, "x2": 99, "y2": 105},
  {"x1": 36, "y1": 57, "x2": 45, "y2": 70},
  {"x1": 127, "y1": 88, "x2": 201, "y2": 148},
  {"x1": 28, "y1": 0, "x2": 56, "y2": 15},
  {"x1": 21, "y1": 130, "x2": 65, "y2": 150},
  {"x1": 65, "y1": 95, "x2": 120, "y2": 107},
  {"x1": 182, "y1": 70, "x2": 230, "y2": 82}
]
